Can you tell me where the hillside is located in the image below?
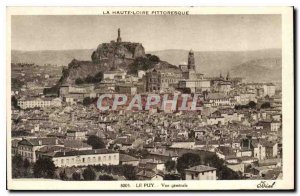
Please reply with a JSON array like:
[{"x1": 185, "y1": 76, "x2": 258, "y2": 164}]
[
  {"x1": 11, "y1": 48, "x2": 282, "y2": 83},
  {"x1": 11, "y1": 49, "x2": 93, "y2": 66},
  {"x1": 230, "y1": 58, "x2": 282, "y2": 83}
]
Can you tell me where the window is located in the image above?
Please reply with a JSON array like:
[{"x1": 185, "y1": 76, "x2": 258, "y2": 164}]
[
  {"x1": 103, "y1": 156, "x2": 106, "y2": 161},
  {"x1": 98, "y1": 156, "x2": 101, "y2": 161},
  {"x1": 82, "y1": 158, "x2": 85, "y2": 163},
  {"x1": 88, "y1": 157, "x2": 91, "y2": 162},
  {"x1": 108, "y1": 156, "x2": 111, "y2": 161},
  {"x1": 93, "y1": 157, "x2": 96, "y2": 162},
  {"x1": 191, "y1": 174, "x2": 194, "y2": 179},
  {"x1": 61, "y1": 159, "x2": 64, "y2": 164}
]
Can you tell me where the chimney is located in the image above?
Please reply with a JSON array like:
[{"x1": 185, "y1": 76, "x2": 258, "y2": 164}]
[
  {"x1": 38, "y1": 140, "x2": 42, "y2": 145},
  {"x1": 55, "y1": 139, "x2": 58, "y2": 145}
]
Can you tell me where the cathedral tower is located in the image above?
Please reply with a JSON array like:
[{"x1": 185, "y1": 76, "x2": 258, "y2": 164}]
[
  {"x1": 117, "y1": 28, "x2": 122, "y2": 43},
  {"x1": 188, "y1": 50, "x2": 195, "y2": 70}
]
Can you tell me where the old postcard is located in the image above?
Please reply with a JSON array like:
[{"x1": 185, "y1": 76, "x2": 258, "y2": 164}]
[{"x1": 6, "y1": 7, "x2": 294, "y2": 190}]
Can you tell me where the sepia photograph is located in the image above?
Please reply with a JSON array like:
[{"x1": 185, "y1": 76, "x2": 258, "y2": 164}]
[{"x1": 6, "y1": 7, "x2": 294, "y2": 190}]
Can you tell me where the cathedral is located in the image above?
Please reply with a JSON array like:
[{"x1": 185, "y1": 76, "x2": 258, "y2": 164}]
[{"x1": 178, "y1": 50, "x2": 210, "y2": 93}]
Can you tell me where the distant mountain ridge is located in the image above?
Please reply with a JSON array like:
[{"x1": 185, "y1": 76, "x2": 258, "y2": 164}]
[
  {"x1": 11, "y1": 48, "x2": 281, "y2": 83},
  {"x1": 230, "y1": 58, "x2": 282, "y2": 83},
  {"x1": 150, "y1": 48, "x2": 281, "y2": 83},
  {"x1": 12, "y1": 49, "x2": 94, "y2": 66}
]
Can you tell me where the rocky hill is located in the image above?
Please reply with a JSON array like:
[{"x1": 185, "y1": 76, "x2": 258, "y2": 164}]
[{"x1": 54, "y1": 40, "x2": 178, "y2": 85}]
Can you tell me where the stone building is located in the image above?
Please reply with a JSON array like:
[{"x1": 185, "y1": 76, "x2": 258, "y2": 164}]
[
  {"x1": 17, "y1": 137, "x2": 63, "y2": 163},
  {"x1": 185, "y1": 165, "x2": 217, "y2": 180},
  {"x1": 145, "y1": 68, "x2": 182, "y2": 92},
  {"x1": 41, "y1": 149, "x2": 119, "y2": 167}
]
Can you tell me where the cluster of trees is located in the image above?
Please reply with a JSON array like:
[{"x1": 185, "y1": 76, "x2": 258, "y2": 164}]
[
  {"x1": 82, "y1": 97, "x2": 97, "y2": 106},
  {"x1": 260, "y1": 102, "x2": 271, "y2": 109},
  {"x1": 163, "y1": 174, "x2": 181, "y2": 180},
  {"x1": 82, "y1": 166, "x2": 97, "y2": 180},
  {"x1": 128, "y1": 54, "x2": 160, "y2": 74},
  {"x1": 234, "y1": 101, "x2": 257, "y2": 110},
  {"x1": 235, "y1": 101, "x2": 271, "y2": 110},
  {"x1": 12, "y1": 155, "x2": 58, "y2": 179},
  {"x1": 66, "y1": 165, "x2": 134, "y2": 181},
  {"x1": 12, "y1": 154, "x2": 31, "y2": 178},
  {"x1": 93, "y1": 164, "x2": 137, "y2": 180},
  {"x1": 11, "y1": 78, "x2": 25, "y2": 91},
  {"x1": 126, "y1": 148, "x2": 149, "y2": 159},
  {"x1": 43, "y1": 85, "x2": 60, "y2": 95},
  {"x1": 98, "y1": 174, "x2": 115, "y2": 181},
  {"x1": 86, "y1": 135, "x2": 106, "y2": 149},
  {"x1": 75, "y1": 72, "x2": 103, "y2": 85},
  {"x1": 176, "y1": 153, "x2": 243, "y2": 180},
  {"x1": 165, "y1": 159, "x2": 176, "y2": 172},
  {"x1": 33, "y1": 157, "x2": 56, "y2": 178}
]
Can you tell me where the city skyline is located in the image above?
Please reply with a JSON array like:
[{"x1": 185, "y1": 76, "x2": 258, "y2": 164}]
[{"x1": 11, "y1": 15, "x2": 281, "y2": 52}]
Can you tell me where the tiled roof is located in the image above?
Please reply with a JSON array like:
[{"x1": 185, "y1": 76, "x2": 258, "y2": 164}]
[
  {"x1": 136, "y1": 169, "x2": 157, "y2": 179},
  {"x1": 51, "y1": 149, "x2": 117, "y2": 157},
  {"x1": 119, "y1": 154, "x2": 139, "y2": 162},
  {"x1": 18, "y1": 137, "x2": 62, "y2": 146},
  {"x1": 206, "y1": 93, "x2": 229, "y2": 100},
  {"x1": 185, "y1": 165, "x2": 216, "y2": 172}
]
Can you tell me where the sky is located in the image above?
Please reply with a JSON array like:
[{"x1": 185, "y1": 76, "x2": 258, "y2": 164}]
[{"x1": 11, "y1": 15, "x2": 281, "y2": 52}]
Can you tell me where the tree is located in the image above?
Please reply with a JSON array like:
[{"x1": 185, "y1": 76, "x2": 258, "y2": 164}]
[
  {"x1": 165, "y1": 159, "x2": 176, "y2": 172},
  {"x1": 85, "y1": 75, "x2": 94, "y2": 83},
  {"x1": 148, "y1": 55, "x2": 160, "y2": 62},
  {"x1": 82, "y1": 167, "x2": 96, "y2": 180},
  {"x1": 98, "y1": 174, "x2": 114, "y2": 181},
  {"x1": 11, "y1": 96, "x2": 20, "y2": 109},
  {"x1": 87, "y1": 135, "x2": 106, "y2": 149},
  {"x1": 33, "y1": 157, "x2": 56, "y2": 178},
  {"x1": 248, "y1": 101, "x2": 257, "y2": 109},
  {"x1": 12, "y1": 154, "x2": 24, "y2": 178},
  {"x1": 163, "y1": 174, "x2": 181, "y2": 180},
  {"x1": 176, "y1": 153, "x2": 201, "y2": 179},
  {"x1": 12, "y1": 154, "x2": 23, "y2": 168},
  {"x1": 23, "y1": 158, "x2": 30, "y2": 169},
  {"x1": 72, "y1": 172, "x2": 81, "y2": 180},
  {"x1": 202, "y1": 154, "x2": 242, "y2": 180},
  {"x1": 83, "y1": 97, "x2": 93, "y2": 106},
  {"x1": 75, "y1": 78, "x2": 84, "y2": 85},
  {"x1": 92, "y1": 72, "x2": 103, "y2": 83},
  {"x1": 59, "y1": 170, "x2": 68, "y2": 180},
  {"x1": 122, "y1": 164, "x2": 137, "y2": 180},
  {"x1": 261, "y1": 102, "x2": 271, "y2": 109}
]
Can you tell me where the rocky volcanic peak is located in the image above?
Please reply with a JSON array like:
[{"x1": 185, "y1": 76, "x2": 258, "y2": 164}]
[{"x1": 91, "y1": 41, "x2": 145, "y2": 64}]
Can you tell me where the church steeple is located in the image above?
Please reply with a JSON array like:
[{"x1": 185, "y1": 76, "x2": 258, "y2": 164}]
[{"x1": 117, "y1": 28, "x2": 122, "y2": 43}]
